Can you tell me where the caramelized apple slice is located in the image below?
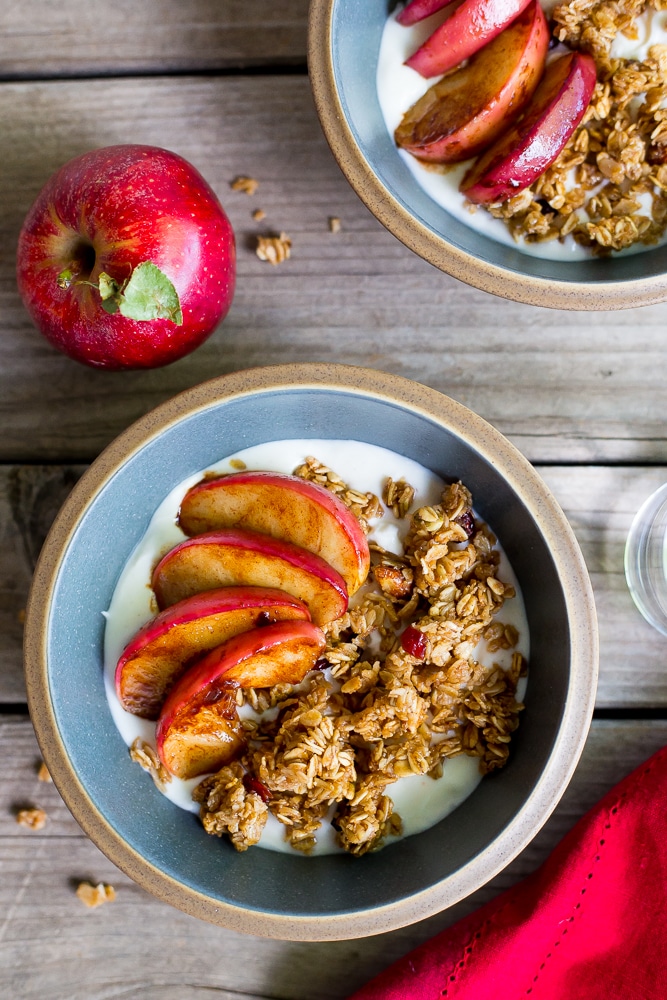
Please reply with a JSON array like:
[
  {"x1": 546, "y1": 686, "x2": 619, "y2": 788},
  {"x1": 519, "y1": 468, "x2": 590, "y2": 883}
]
[
  {"x1": 156, "y1": 620, "x2": 326, "y2": 778},
  {"x1": 460, "y1": 51, "x2": 597, "y2": 204},
  {"x1": 115, "y1": 586, "x2": 310, "y2": 719},
  {"x1": 178, "y1": 470, "x2": 370, "y2": 595},
  {"x1": 405, "y1": 0, "x2": 533, "y2": 78},
  {"x1": 152, "y1": 528, "x2": 348, "y2": 625},
  {"x1": 157, "y1": 687, "x2": 245, "y2": 780},
  {"x1": 397, "y1": 0, "x2": 455, "y2": 26},
  {"x1": 395, "y1": 0, "x2": 548, "y2": 164}
]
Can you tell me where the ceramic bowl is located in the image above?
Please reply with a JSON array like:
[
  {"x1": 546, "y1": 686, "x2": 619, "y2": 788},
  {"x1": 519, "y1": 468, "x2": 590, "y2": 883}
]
[
  {"x1": 24, "y1": 364, "x2": 598, "y2": 940},
  {"x1": 308, "y1": 0, "x2": 667, "y2": 310}
]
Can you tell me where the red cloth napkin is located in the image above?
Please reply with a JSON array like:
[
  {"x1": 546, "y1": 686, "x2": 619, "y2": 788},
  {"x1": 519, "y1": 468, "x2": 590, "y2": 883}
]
[{"x1": 349, "y1": 744, "x2": 667, "y2": 1000}]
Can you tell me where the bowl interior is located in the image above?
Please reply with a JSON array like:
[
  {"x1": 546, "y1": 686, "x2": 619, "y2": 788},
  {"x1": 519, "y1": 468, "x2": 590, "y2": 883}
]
[
  {"x1": 316, "y1": 0, "x2": 667, "y2": 302},
  {"x1": 34, "y1": 375, "x2": 594, "y2": 936}
]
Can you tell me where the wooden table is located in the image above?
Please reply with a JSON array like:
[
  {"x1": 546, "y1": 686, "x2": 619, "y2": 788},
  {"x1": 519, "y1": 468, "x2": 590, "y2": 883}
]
[{"x1": 2, "y1": 2, "x2": 667, "y2": 996}]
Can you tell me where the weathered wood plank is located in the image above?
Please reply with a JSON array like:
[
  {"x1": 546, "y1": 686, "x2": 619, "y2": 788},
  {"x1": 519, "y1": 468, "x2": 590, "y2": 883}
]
[
  {"x1": 0, "y1": 0, "x2": 309, "y2": 79},
  {"x1": 1, "y1": 76, "x2": 667, "y2": 465},
  {"x1": 2, "y1": 464, "x2": 666, "y2": 707},
  {"x1": 1, "y1": 714, "x2": 665, "y2": 998}
]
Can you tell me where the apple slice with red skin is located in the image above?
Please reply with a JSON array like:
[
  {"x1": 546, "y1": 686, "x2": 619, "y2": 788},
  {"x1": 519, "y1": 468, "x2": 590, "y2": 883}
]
[
  {"x1": 397, "y1": 0, "x2": 455, "y2": 27},
  {"x1": 157, "y1": 687, "x2": 246, "y2": 780},
  {"x1": 395, "y1": 0, "x2": 548, "y2": 164},
  {"x1": 115, "y1": 586, "x2": 311, "y2": 719},
  {"x1": 156, "y1": 620, "x2": 326, "y2": 778},
  {"x1": 151, "y1": 527, "x2": 348, "y2": 625},
  {"x1": 178, "y1": 470, "x2": 370, "y2": 595},
  {"x1": 405, "y1": 0, "x2": 534, "y2": 78},
  {"x1": 460, "y1": 52, "x2": 598, "y2": 204}
]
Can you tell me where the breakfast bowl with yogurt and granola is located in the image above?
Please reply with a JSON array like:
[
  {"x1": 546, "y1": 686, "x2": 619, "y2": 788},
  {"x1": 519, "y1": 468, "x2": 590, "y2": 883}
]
[
  {"x1": 24, "y1": 364, "x2": 598, "y2": 939},
  {"x1": 309, "y1": 0, "x2": 667, "y2": 308}
]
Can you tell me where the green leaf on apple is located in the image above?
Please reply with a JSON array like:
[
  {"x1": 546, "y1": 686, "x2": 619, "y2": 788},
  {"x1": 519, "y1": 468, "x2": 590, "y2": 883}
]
[{"x1": 117, "y1": 262, "x2": 183, "y2": 325}]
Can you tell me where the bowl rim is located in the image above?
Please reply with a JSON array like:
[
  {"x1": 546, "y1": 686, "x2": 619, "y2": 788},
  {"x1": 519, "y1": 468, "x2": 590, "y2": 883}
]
[
  {"x1": 307, "y1": 0, "x2": 667, "y2": 311},
  {"x1": 24, "y1": 363, "x2": 599, "y2": 940}
]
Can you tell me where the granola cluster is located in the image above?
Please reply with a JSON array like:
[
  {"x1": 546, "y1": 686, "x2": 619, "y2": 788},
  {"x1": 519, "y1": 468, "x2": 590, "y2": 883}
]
[
  {"x1": 482, "y1": 0, "x2": 667, "y2": 252},
  {"x1": 194, "y1": 464, "x2": 525, "y2": 856}
]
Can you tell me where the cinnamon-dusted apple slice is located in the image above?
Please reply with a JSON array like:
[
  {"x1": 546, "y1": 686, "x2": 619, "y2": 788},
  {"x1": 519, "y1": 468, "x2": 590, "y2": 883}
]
[
  {"x1": 405, "y1": 0, "x2": 533, "y2": 78},
  {"x1": 178, "y1": 470, "x2": 370, "y2": 595},
  {"x1": 115, "y1": 586, "x2": 310, "y2": 719},
  {"x1": 156, "y1": 620, "x2": 326, "y2": 778},
  {"x1": 397, "y1": 0, "x2": 455, "y2": 26},
  {"x1": 395, "y1": 0, "x2": 548, "y2": 164},
  {"x1": 461, "y1": 51, "x2": 597, "y2": 204},
  {"x1": 152, "y1": 528, "x2": 348, "y2": 625}
]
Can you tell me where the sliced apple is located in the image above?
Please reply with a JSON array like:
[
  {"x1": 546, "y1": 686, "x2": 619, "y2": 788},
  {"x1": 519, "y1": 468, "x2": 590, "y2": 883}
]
[
  {"x1": 460, "y1": 51, "x2": 598, "y2": 204},
  {"x1": 115, "y1": 586, "x2": 311, "y2": 719},
  {"x1": 405, "y1": 0, "x2": 534, "y2": 78},
  {"x1": 156, "y1": 620, "x2": 326, "y2": 778},
  {"x1": 157, "y1": 687, "x2": 246, "y2": 780},
  {"x1": 178, "y1": 470, "x2": 370, "y2": 595},
  {"x1": 395, "y1": 0, "x2": 548, "y2": 164},
  {"x1": 151, "y1": 527, "x2": 348, "y2": 625},
  {"x1": 397, "y1": 0, "x2": 456, "y2": 26}
]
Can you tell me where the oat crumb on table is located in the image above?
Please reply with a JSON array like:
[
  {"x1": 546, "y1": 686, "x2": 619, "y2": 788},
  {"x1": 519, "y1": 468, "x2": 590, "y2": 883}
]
[
  {"x1": 230, "y1": 175, "x2": 259, "y2": 195},
  {"x1": 252, "y1": 208, "x2": 266, "y2": 221},
  {"x1": 37, "y1": 760, "x2": 52, "y2": 782},
  {"x1": 76, "y1": 882, "x2": 116, "y2": 908},
  {"x1": 328, "y1": 216, "x2": 341, "y2": 233},
  {"x1": 256, "y1": 232, "x2": 291, "y2": 265},
  {"x1": 16, "y1": 807, "x2": 47, "y2": 830}
]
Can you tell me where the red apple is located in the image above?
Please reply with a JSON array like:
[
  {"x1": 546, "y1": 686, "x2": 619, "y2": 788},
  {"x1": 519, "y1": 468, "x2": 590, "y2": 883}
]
[
  {"x1": 156, "y1": 620, "x2": 326, "y2": 778},
  {"x1": 16, "y1": 144, "x2": 235, "y2": 370},
  {"x1": 395, "y1": 0, "x2": 548, "y2": 164},
  {"x1": 405, "y1": 0, "x2": 534, "y2": 78},
  {"x1": 461, "y1": 52, "x2": 598, "y2": 204},
  {"x1": 178, "y1": 470, "x2": 370, "y2": 595},
  {"x1": 115, "y1": 586, "x2": 310, "y2": 719},
  {"x1": 151, "y1": 528, "x2": 348, "y2": 625},
  {"x1": 397, "y1": 0, "x2": 455, "y2": 26}
]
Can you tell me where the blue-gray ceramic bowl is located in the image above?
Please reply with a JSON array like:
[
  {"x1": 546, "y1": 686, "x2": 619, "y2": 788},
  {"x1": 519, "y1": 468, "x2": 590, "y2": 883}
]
[
  {"x1": 24, "y1": 364, "x2": 598, "y2": 940},
  {"x1": 308, "y1": 0, "x2": 667, "y2": 309}
]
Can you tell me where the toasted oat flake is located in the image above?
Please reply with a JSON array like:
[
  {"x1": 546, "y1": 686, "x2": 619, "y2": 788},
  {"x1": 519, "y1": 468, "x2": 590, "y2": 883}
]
[
  {"x1": 76, "y1": 882, "x2": 116, "y2": 908},
  {"x1": 129, "y1": 737, "x2": 171, "y2": 792},
  {"x1": 16, "y1": 807, "x2": 47, "y2": 830},
  {"x1": 37, "y1": 761, "x2": 52, "y2": 782},
  {"x1": 229, "y1": 458, "x2": 247, "y2": 470},
  {"x1": 328, "y1": 216, "x2": 342, "y2": 233},
  {"x1": 256, "y1": 232, "x2": 291, "y2": 265},
  {"x1": 230, "y1": 175, "x2": 259, "y2": 195},
  {"x1": 252, "y1": 208, "x2": 266, "y2": 221}
]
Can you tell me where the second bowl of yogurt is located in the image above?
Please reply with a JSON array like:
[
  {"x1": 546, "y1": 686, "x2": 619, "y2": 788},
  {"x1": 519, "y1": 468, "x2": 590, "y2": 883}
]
[{"x1": 309, "y1": 0, "x2": 667, "y2": 308}]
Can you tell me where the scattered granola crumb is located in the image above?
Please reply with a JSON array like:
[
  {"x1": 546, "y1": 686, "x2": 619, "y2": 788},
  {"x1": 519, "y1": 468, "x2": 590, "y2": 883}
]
[
  {"x1": 256, "y1": 232, "x2": 292, "y2": 265},
  {"x1": 129, "y1": 737, "x2": 171, "y2": 792},
  {"x1": 229, "y1": 458, "x2": 247, "y2": 470},
  {"x1": 76, "y1": 882, "x2": 116, "y2": 908},
  {"x1": 328, "y1": 216, "x2": 341, "y2": 233},
  {"x1": 16, "y1": 807, "x2": 47, "y2": 830},
  {"x1": 252, "y1": 208, "x2": 266, "y2": 221},
  {"x1": 37, "y1": 761, "x2": 52, "y2": 782},
  {"x1": 230, "y1": 175, "x2": 258, "y2": 195},
  {"x1": 17, "y1": 608, "x2": 26, "y2": 624}
]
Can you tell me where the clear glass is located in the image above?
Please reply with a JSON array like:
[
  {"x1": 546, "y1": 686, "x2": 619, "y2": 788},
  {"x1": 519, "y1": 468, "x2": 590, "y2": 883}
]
[{"x1": 625, "y1": 483, "x2": 667, "y2": 636}]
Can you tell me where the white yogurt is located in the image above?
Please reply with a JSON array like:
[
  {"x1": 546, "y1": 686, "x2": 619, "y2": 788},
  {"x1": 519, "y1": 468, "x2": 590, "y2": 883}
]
[
  {"x1": 104, "y1": 440, "x2": 529, "y2": 854},
  {"x1": 377, "y1": 4, "x2": 667, "y2": 260}
]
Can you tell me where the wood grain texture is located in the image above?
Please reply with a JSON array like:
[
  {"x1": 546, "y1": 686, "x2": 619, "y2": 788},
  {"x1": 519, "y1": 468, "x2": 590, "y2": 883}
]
[
  {"x1": 1, "y1": 714, "x2": 665, "y2": 999},
  {"x1": 2, "y1": 76, "x2": 667, "y2": 464},
  {"x1": 0, "y1": 0, "x2": 309, "y2": 79},
  {"x1": 2, "y1": 464, "x2": 665, "y2": 706}
]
